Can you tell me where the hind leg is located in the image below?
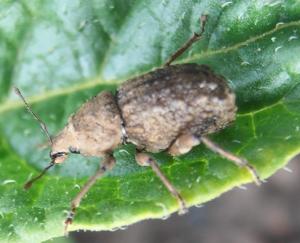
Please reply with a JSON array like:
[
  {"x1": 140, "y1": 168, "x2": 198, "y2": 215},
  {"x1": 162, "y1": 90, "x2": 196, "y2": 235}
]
[
  {"x1": 168, "y1": 133, "x2": 201, "y2": 156},
  {"x1": 200, "y1": 136, "x2": 262, "y2": 185},
  {"x1": 169, "y1": 133, "x2": 262, "y2": 185}
]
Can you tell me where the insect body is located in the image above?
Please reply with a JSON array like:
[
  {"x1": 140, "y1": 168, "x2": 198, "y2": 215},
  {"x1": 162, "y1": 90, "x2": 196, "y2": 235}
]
[
  {"x1": 117, "y1": 64, "x2": 236, "y2": 153},
  {"x1": 16, "y1": 15, "x2": 261, "y2": 234},
  {"x1": 52, "y1": 64, "x2": 236, "y2": 157}
]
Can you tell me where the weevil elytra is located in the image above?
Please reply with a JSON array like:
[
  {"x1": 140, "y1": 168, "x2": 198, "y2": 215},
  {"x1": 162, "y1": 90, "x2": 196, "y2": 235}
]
[{"x1": 15, "y1": 15, "x2": 262, "y2": 235}]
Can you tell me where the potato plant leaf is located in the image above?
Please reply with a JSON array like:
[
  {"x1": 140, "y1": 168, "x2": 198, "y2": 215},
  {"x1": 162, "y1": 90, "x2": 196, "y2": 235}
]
[{"x1": 0, "y1": 0, "x2": 300, "y2": 242}]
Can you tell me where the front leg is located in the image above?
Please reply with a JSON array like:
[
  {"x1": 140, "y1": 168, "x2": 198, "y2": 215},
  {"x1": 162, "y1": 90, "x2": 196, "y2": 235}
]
[{"x1": 64, "y1": 154, "x2": 116, "y2": 235}]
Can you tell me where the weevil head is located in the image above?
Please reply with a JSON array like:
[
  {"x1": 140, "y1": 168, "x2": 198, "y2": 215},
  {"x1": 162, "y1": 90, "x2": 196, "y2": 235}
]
[
  {"x1": 51, "y1": 91, "x2": 123, "y2": 160},
  {"x1": 16, "y1": 88, "x2": 122, "y2": 189},
  {"x1": 50, "y1": 123, "x2": 76, "y2": 164}
]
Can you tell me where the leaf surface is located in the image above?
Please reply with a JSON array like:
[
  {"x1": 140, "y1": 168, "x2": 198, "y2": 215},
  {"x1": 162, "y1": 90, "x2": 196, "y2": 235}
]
[{"x1": 0, "y1": 0, "x2": 300, "y2": 242}]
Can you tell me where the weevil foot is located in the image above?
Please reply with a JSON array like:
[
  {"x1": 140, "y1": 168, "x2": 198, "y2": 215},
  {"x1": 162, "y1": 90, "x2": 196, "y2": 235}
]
[
  {"x1": 64, "y1": 208, "x2": 76, "y2": 236},
  {"x1": 245, "y1": 163, "x2": 263, "y2": 186},
  {"x1": 178, "y1": 197, "x2": 188, "y2": 215}
]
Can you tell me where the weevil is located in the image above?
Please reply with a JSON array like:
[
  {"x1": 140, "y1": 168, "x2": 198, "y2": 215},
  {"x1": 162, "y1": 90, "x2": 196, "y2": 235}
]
[{"x1": 15, "y1": 15, "x2": 262, "y2": 234}]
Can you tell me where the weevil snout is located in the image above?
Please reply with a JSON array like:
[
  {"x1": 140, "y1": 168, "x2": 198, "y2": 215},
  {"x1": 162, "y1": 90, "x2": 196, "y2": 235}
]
[{"x1": 50, "y1": 151, "x2": 69, "y2": 164}]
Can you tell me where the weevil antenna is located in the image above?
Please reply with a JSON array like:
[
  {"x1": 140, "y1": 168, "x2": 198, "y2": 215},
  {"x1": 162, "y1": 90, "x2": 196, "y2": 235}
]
[
  {"x1": 14, "y1": 87, "x2": 53, "y2": 146},
  {"x1": 24, "y1": 160, "x2": 55, "y2": 189}
]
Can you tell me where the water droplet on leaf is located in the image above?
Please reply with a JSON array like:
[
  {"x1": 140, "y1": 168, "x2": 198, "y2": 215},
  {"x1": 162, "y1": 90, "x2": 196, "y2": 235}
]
[
  {"x1": 2, "y1": 179, "x2": 16, "y2": 185},
  {"x1": 221, "y1": 1, "x2": 233, "y2": 8}
]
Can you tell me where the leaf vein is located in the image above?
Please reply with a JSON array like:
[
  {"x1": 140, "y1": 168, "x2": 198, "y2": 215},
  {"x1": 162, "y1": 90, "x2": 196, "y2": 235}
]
[{"x1": 0, "y1": 20, "x2": 299, "y2": 115}]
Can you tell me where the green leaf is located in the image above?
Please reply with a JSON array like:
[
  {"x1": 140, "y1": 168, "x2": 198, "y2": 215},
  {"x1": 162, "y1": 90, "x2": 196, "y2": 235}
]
[{"x1": 0, "y1": 0, "x2": 300, "y2": 242}]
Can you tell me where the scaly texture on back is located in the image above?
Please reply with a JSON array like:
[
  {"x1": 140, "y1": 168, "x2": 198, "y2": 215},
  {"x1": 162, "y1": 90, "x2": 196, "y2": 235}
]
[{"x1": 117, "y1": 64, "x2": 237, "y2": 152}]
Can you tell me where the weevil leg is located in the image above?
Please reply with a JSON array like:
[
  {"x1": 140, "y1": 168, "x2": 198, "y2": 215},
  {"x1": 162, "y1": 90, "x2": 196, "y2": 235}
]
[
  {"x1": 168, "y1": 133, "x2": 201, "y2": 156},
  {"x1": 135, "y1": 152, "x2": 188, "y2": 215},
  {"x1": 164, "y1": 14, "x2": 208, "y2": 66},
  {"x1": 200, "y1": 136, "x2": 262, "y2": 186},
  {"x1": 64, "y1": 154, "x2": 116, "y2": 235}
]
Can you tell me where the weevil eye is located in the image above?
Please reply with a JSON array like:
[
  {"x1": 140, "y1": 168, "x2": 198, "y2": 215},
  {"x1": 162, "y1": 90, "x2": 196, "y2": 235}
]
[
  {"x1": 50, "y1": 151, "x2": 68, "y2": 164},
  {"x1": 68, "y1": 146, "x2": 80, "y2": 154}
]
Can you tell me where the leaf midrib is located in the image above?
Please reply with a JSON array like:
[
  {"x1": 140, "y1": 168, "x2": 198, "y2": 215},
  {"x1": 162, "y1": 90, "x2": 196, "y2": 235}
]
[{"x1": 0, "y1": 19, "x2": 299, "y2": 114}]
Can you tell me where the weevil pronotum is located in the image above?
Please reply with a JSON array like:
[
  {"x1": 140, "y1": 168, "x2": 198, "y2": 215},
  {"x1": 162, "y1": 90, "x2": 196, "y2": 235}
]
[{"x1": 15, "y1": 15, "x2": 262, "y2": 235}]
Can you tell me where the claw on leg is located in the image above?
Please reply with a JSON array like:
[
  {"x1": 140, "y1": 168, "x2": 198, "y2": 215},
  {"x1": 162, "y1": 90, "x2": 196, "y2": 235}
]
[
  {"x1": 64, "y1": 207, "x2": 76, "y2": 236},
  {"x1": 244, "y1": 163, "x2": 262, "y2": 186}
]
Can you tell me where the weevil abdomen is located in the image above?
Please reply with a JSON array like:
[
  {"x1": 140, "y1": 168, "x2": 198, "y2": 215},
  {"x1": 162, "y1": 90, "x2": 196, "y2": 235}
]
[{"x1": 117, "y1": 64, "x2": 237, "y2": 152}]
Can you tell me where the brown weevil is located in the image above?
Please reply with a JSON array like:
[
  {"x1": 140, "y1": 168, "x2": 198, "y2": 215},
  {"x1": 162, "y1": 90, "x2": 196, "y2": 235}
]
[{"x1": 15, "y1": 15, "x2": 262, "y2": 235}]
